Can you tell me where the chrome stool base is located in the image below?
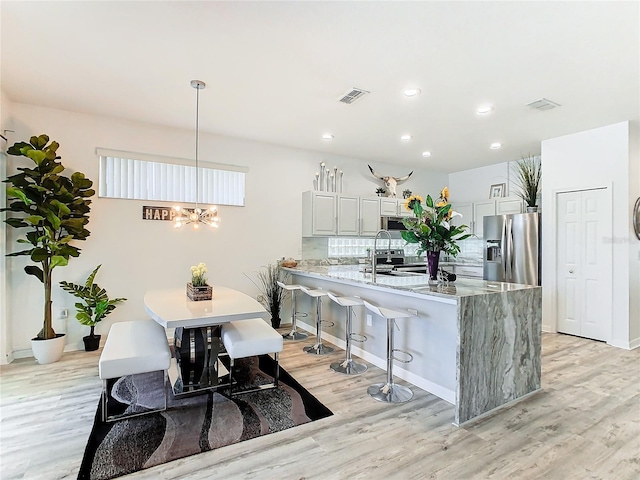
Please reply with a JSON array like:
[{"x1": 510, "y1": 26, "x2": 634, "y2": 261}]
[
  {"x1": 282, "y1": 330, "x2": 308, "y2": 341},
  {"x1": 330, "y1": 359, "x2": 368, "y2": 375},
  {"x1": 367, "y1": 382, "x2": 413, "y2": 404},
  {"x1": 304, "y1": 343, "x2": 335, "y2": 355}
]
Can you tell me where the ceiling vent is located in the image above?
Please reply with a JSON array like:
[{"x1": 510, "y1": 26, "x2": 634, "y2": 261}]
[
  {"x1": 338, "y1": 87, "x2": 370, "y2": 104},
  {"x1": 526, "y1": 98, "x2": 561, "y2": 111}
]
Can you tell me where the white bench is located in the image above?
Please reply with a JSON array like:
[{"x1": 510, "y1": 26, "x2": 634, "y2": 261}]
[
  {"x1": 221, "y1": 318, "x2": 284, "y2": 396},
  {"x1": 99, "y1": 319, "x2": 171, "y2": 422}
]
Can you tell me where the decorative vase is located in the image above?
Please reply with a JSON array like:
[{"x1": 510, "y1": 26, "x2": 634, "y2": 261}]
[
  {"x1": 186, "y1": 282, "x2": 213, "y2": 301},
  {"x1": 31, "y1": 333, "x2": 66, "y2": 364},
  {"x1": 426, "y1": 250, "x2": 441, "y2": 284},
  {"x1": 526, "y1": 206, "x2": 539, "y2": 213},
  {"x1": 83, "y1": 334, "x2": 101, "y2": 352}
]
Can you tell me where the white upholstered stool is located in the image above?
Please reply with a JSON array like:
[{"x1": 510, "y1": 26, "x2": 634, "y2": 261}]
[
  {"x1": 326, "y1": 292, "x2": 368, "y2": 375},
  {"x1": 299, "y1": 286, "x2": 334, "y2": 355},
  {"x1": 221, "y1": 318, "x2": 284, "y2": 395},
  {"x1": 362, "y1": 300, "x2": 414, "y2": 404},
  {"x1": 277, "y1": 281, "x2": 309, "y2": 341},
  {"x1": 99, "y1": 319, "x2": 172, "y2": 422}
]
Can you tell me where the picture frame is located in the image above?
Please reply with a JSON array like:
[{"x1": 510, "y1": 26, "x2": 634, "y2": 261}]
[{"x1": 489, "y1": 183, "x2": 505, "y2": 198}]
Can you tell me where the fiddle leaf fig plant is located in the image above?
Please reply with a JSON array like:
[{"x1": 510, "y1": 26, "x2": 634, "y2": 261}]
[
  {"x1": 3, "y1": 134, "x2": 94, "y2": 340},
  {"x1": 60, "y1": 265, "x2": 126, "y2": 338}
]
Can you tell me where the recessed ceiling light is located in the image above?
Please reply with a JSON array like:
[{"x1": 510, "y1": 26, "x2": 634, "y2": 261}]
[
  {"x1": 490, "y1": 142, "x2": 502, "y2": 149},
  {"x1": 477, "y1": 105, "x2": 494, "y2": 115},
  {"x1": 322, "y1": 133, "x2": 334, "y2": 140},
  {"x1": 401, "y1": 134, "x2": 412, "y2": 141},
  {"x1": 404, "y1": 88, "x2": 421, "y2": 97},
  {"x1": 422, "y1": 151, "x2": 431, "y2": 158}
]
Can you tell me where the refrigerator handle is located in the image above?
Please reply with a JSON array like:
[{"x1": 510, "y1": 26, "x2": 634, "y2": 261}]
[
  {"x1": 507, "y1": 218, "x2": 514, "y2": 281},
  {"x1": 501, "y1": 218, "x2": 508, "y2": 279}
]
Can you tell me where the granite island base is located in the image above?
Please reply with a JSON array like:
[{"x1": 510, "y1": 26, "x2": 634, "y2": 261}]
[{"x1": 284, "y1": 265, "x2": 542, "y2": 425}]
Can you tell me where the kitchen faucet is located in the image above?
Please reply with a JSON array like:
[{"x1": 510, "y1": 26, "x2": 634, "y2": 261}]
[{"x1": 371, "y1": 229, "x2": 392, "y2": 282}]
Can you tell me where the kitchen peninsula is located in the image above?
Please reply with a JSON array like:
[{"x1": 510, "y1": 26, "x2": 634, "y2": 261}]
[{"x1": 284, "y1": 265, "x2": 541, "y2": 425}]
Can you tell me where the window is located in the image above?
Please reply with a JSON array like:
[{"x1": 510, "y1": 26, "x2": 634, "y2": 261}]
[{"x1": 97, "y1": 149, "x2": 246, "y2": 206}]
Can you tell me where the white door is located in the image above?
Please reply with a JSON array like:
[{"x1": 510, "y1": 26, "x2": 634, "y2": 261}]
[
  {"x1": 556, "y1": 188, "x2": 611, "y2": 341},
  {"x1": 337, "y1": 195, "x2": 359, "y2": 236}
]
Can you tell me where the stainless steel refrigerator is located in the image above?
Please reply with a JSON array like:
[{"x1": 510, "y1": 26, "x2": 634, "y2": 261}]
[{"x1": 483, "y1": 213, "x2": 541, "y2": 285}]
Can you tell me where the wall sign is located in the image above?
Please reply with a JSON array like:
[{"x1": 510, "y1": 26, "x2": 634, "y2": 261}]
[{"x1": 142, "y1": 206, "x2": 177, "y2": 221}]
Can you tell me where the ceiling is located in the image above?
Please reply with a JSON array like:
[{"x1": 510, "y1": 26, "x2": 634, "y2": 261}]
[{"x1": 2, "y1": 1, "x2": 638, "y2": 173}]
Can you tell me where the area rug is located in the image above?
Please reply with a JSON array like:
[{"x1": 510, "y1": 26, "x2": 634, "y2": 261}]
[{"x1": 78, "y1": 355, "x2": 332, "y2": 480}]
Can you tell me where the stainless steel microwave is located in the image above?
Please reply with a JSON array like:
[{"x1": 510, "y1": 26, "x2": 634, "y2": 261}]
[{"x1": 380, "y1": 216, "x2": 406, "y2": 232}]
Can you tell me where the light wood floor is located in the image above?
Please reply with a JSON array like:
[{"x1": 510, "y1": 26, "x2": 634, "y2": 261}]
[{"x1": 1, "y1": 332, "x2": 639, "y2": 479}]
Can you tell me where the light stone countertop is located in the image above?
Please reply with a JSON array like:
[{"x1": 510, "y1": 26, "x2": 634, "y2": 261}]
[{"x1": 283, "y1": 265, "x2": 538, "y2": 300}]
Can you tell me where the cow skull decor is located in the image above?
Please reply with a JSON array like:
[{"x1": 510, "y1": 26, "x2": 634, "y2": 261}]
[{"x1": 368, "y1": 165, "x2": 413, "y2": 198}]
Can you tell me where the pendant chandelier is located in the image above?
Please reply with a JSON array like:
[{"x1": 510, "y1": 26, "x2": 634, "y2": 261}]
[{"x1": 173, "y1": 80, "x2": 221, "y2": 230}]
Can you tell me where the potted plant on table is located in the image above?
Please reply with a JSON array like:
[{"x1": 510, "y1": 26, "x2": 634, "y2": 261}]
[
  {"x1": 59, "y1": 265, "x2": 126, "y2": 351},
  {"x1": 513, "y1": 154, "x2": 542, "y2": 212},
  {"x1": 3, "y1": 134, "x2": 94, "y2": 363},
  {"x1": 401, "y1": 188, "x2": 472, "y2": 284}
]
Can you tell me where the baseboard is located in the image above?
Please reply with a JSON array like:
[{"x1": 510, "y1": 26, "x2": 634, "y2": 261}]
[
  {"x1": 608, "y1": 337, "x2": 640, "y2": 350},
  {"x1": 456, "y1": 388, "x2": 542, "y2": 427},
  {"x1": 296, "y1": 322, "x2": 456, "y2": 405},
  {"x1": 11, "y1": 343, "x2": 81, "y2": 362}
]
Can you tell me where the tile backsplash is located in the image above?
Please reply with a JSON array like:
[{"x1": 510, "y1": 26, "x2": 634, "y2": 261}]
[{"x1": 302, "y1": 236, "x2": 483, "y2": 262}]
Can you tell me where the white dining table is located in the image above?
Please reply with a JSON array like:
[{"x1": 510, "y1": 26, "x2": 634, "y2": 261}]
[
  {"x1": 144, "y1": 285, "x2": 269, "y2": 329},
  {"x1": 144, "y1": 285, "x2": 269, "y2": 395}
]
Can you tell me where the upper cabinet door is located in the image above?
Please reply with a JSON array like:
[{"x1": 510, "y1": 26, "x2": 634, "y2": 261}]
[
  {"x1": 312, "y1": 193, "x2": 337, "y2": 235},
  {"x1": 379, "y1": 197, "x2": 398, "y2": 216},
  {"x1": 452, "y1": 203, "x2": 474, "y2": 232},
  {"x1": 473, "y1": 201, "x2": 497, "y2": 238},
  {"x1": 337, "y1": 195, "x2": 359, "y2": 236},
  {"x1": 360, "y1": 197, "x2": 381, "y2": 236},
  {"x1": 302, "y1": 191, "x2": 337, "y2": 236},
  {"x1": 496, "y1": 197, "x2": 523, "y2": 215}
]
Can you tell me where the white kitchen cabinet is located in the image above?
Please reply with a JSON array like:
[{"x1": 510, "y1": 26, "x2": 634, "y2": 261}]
[
  {"x1": 454, "y1": 265, "x2": 483, "y2": 279},
  {"x1": 379, "y1": 197, "x2": 411, "y2": 217},
  {"x1": 360, "y1": 197, "x2": 381, "y2": 236},
  {"x1": 303, "y1": 191, "x2": 381, "y2": 237},
  {"x1": 496, "y1": 197, "x2": 523, "y2": 214},
  {"x1": 337, "y1": 195, "x2": 359, "y2": 235},
  {"x1": 302, "y1": 191, "x2": 337, "y2": 236},
  {"x1": 473, "y1": 201, "x2": 496, "y2": 238},
  {"x1": 451, "y1": 202, "x2": 473, "y2": 230}
]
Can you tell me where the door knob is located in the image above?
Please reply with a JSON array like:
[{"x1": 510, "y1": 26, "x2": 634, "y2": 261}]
[{"x1": 569, "y1": 270, "x2": 574, "y2": 274}]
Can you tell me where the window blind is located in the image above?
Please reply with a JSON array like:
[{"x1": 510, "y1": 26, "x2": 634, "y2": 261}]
[{"x1": 98, "y1": 155, "x2": 245, "y2": 206}]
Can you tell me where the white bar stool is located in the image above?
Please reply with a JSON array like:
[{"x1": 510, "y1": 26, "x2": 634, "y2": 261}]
[
  {"x1": 299, "y1": 286, "x2": 334, "y2": 355},
  {"x1": 277, "y1": 281, "x2": 309, "y2": 341},
  {"x1": 326, "y1": 292, "x2": 368, "y2": 375},
  {"x1": 362, "y1": 300, "x2": 414, "y2": 404}
]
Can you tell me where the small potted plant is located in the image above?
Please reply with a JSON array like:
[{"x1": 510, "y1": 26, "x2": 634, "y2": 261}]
[
  {"x1": 402, "y1": 188, "x2": 412, "y2": 199},
  {"x1": 375, "y1": 187, "x2": 387, "y2": 197},
  {"x1": 187, "y1": 262, "x2": 212, "y2": 301},
  {"x1": 3, "y1": 134, "x2": 94, "y2": 363},
  {"x1": 246, "y1": 263, "x2": 286, "y2": 329},
  {"x1": 59, "y1": 265, "x2": 126, "y2": 351},
  {"x1": 513, "y1": 154, "x2": 542, "y2": 212}
]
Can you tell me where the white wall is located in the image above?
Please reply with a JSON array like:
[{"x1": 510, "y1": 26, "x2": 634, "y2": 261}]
[
  {"x1": 449, "y1": 161, "x2": 520, "y2": 203},
  {"x1": 3, "y1": 102, "x2": 447, "y2": 357},
  {"x1": 541, "y1": 121, "x2": 637, "y2": 349}
]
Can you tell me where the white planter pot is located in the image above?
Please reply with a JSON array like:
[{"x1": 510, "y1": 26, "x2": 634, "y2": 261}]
[{"x1": 31, "y1": 334, "x2": 66, "y2": 364}]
